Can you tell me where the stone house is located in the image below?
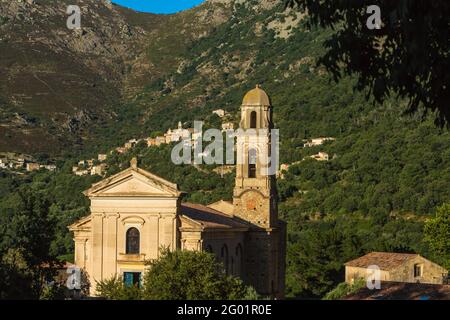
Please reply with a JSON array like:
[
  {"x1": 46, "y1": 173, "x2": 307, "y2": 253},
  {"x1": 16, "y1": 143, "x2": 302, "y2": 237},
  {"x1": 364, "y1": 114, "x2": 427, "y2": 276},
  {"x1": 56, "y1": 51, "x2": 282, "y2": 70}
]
[
  {"x1": 124, "y1": 143, "x2": 133, "y2": 150},
  {"x1": 155, "y1": 136, "x2": 166, "y2": 146},
  {"x1": 75, "y1": 170, "x2": 89, "y2": 176},
  {"x1": 26, "y1": 162, "x2": 40, "y2": 172},
  {"x1": 42, "y1": 164, "x2": 57, "y2": 171},
  {"x1": 304, "y1": 137, "x2": 335, "y2": 147},
  {"x1": 116, "y1": 147, "x2": 127, "y2": 154},
  {"x1": 345, "y1": 252, "x2": 448, "y2": 285},
  {"x1": 90, "y1": 164, "x2": 107, "y2": 176},
  {"x1": 310, "y1": 152, "x2": 329, "y2": 161}
]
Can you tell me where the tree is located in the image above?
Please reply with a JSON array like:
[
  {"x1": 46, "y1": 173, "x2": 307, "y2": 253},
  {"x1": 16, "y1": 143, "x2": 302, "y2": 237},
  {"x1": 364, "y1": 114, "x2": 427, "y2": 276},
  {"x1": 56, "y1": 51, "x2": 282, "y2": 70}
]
[
  {"x1": 286, "y1": 223, "x2": 348, "y2": 298},
  {"x1": 285, "y1": 0, "x2": 450, "y2": 126},
  {"x1": 96, "y1": 276, "x2": 142, "y2": 300},
  {"x1": 424, "y1": 203, "x2": 450, "y2": 269},
  {"x1": 0, "y1": 249, "x2": 35, "y2": 299},
  {"x1": 0, "y1": 188, "x2": 56, "y2": 298},
  {"x1": 142, "y1": 249, "x2": 255, "y2": 300}
]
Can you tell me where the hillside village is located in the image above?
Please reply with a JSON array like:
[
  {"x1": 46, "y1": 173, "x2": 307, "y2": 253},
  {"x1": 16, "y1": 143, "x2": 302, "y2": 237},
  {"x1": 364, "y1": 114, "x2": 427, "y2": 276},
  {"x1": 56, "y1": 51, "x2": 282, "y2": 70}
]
[
  {"x1": 0, "y1": 153, "x2": 56, "y2": 173},
  {"x1": 71, "y1": 108, "x2": 336, "y2": 178},
  {"x1": 71, "y1": 108, "x2": 234, "y2": 176},
  {"x1": 0, "y1": 105, "x2": 336, "y2": 178}
]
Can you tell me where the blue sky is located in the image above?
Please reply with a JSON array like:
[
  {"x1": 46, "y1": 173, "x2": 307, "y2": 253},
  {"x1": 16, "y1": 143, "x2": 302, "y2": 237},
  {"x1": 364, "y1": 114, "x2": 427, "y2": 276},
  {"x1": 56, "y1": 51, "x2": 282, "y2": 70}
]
[{"x1": 112, "y1": 0, "x2": 206, "y2": 14}]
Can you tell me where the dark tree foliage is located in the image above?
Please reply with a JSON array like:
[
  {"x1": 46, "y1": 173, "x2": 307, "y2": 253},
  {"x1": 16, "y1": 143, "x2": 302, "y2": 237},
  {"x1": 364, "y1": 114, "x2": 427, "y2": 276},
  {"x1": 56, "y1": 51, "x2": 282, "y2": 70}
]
[
  {"x1": 424, "y1": 203, "x2": 450, "y2": 269},
  {"x1": 285, "y1": 0, "x2": 450, "y2": 125},
  {"x1": 0, "y1": 188, "x2": 57, "y2": 298}
]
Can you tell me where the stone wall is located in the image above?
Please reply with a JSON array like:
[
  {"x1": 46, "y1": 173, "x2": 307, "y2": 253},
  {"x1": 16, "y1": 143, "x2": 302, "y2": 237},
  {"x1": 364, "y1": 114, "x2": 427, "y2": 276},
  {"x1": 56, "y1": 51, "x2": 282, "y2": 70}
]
[{"x1": 389, "y1": 256, "x2": 448, "y2": 284}]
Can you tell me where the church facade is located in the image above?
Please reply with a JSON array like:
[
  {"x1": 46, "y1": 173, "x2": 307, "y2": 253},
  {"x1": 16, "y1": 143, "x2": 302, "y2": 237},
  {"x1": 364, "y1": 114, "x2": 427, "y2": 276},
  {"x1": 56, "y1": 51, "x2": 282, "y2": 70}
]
[{"x1": 69, "y1": 86, "x2": 286, "y2": 298}]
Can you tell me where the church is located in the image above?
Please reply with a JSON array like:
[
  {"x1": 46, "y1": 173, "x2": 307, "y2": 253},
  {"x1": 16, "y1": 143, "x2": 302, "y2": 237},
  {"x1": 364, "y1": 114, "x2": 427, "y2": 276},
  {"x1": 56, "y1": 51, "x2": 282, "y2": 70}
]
[{"x1": 69, "y1": 86, "x2": 286, "y2": 299}]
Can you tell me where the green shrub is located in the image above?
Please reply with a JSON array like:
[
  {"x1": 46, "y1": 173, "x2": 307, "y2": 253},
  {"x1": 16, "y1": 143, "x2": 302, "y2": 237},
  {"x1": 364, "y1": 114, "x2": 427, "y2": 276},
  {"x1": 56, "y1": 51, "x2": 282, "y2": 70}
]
[
  {"x1": 323, "y1": 279, "x2": 366, "y2": 300},
  {"x1": 96, "y1": 276, "x2": 142, "y2": 300}
]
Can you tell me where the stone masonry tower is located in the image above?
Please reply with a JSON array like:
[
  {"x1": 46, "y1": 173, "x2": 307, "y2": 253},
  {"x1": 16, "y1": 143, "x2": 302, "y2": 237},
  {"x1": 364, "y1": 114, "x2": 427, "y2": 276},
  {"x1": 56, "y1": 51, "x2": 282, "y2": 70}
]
[{"x1": 233, "y1": 85, "x2": 286, "y2": 299}]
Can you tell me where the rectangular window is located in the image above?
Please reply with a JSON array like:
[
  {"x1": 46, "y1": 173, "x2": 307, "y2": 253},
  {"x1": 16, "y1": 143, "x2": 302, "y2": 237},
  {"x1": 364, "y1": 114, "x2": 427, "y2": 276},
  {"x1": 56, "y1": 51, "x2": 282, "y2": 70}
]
[
  {"x1": 249, "y1": 164, "x2": 256, "y2": 178},
  {"x1": 248, "y1": 149, "x2": 257, "y2": 178},
  {"x1": 414, "y1": 264, "x2": 423, "y2": 277},
  {"x1": 124, "y1": 272, "x2": 141, "y2": 288}
]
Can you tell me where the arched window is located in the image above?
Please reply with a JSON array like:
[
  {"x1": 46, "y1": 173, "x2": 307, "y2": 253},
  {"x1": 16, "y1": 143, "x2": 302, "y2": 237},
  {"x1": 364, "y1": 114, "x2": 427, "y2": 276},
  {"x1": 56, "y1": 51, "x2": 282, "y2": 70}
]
[
  {"x1": 250, "y1": 111, "x2": 257, "y2": 128},
  {"x1": 248, "y1": 148, "x2": 257, "y2": 178},
  {"x1": 235, "y1": 244, "x2": 243, "y2": 276},
  {"x1": 126, "y1": 227, "x2": 140, "y2": 254},
  {"x1": 231, "y1": 257, "x2": 234, "y2": 276},
  {"x1": 221, "y1": 244, "x2": 229, "y2": 275}
]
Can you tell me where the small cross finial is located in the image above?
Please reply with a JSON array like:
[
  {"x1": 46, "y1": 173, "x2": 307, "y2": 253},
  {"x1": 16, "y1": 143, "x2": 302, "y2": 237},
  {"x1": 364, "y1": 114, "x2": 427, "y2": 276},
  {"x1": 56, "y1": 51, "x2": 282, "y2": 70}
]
[{"x1": 130, "y1": 157, "x2": 138, "y2": 169}]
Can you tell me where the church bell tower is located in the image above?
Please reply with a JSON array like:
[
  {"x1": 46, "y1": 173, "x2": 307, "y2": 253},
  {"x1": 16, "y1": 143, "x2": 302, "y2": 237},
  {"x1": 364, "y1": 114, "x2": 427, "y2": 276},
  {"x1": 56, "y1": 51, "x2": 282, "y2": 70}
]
[
  {"x1": 233, "y1": 85, "x2": 277, "y2": 228},
  {"x1": 233, "y1": 85, "x2": 285, "y2": 299}
]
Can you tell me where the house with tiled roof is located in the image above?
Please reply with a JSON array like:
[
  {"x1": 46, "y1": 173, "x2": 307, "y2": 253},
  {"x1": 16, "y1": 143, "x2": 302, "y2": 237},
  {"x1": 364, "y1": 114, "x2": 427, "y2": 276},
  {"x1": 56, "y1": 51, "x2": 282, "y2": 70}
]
[
  {"x1": 345, "y1": 252, "x2": 448, "y2": 285},
  {"x1": 69, "y1": 87, "x2": 286, "y2": 299}
]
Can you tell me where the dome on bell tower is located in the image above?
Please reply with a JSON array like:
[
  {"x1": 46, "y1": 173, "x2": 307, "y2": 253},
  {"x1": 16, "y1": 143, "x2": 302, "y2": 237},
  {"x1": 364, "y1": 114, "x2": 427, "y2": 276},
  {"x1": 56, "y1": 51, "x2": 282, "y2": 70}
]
[{"x1": 242, "y1": 85, "x2": 271, "y2": 106}]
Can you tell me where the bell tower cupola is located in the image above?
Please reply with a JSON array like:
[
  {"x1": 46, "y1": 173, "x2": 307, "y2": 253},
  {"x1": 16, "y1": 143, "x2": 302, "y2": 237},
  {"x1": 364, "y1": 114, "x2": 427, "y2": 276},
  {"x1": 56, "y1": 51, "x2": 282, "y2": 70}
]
[{"x1": 240, "y1": 84, "x2": 273, "y2": 130}]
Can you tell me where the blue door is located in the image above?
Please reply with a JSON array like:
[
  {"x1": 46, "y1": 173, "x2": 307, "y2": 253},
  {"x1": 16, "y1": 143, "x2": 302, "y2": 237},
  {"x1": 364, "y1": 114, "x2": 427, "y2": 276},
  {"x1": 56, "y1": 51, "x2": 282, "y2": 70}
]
[{"x1": 123, "y1": 272, "x2": 141, "y2": 287}]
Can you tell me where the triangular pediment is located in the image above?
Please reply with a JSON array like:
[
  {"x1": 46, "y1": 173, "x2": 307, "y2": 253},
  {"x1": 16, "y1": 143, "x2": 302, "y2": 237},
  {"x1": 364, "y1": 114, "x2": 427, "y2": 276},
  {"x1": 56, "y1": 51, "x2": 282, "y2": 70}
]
[
  {"x1": 69, "y1": 215, "x2": 92, "y2": 231},
  {"x1": 180, "y1": 215, "x2": 203, "y2": 230},
  {"x1": 84, "y1": 167, "x2": 182, "y2": 198}
]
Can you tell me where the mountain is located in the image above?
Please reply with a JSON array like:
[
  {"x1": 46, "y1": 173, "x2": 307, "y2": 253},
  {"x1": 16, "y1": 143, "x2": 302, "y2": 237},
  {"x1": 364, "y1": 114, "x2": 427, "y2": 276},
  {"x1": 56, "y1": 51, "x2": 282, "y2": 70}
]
[{"x1": 0, "y1": 0, "x2": 233, "y2": 154}]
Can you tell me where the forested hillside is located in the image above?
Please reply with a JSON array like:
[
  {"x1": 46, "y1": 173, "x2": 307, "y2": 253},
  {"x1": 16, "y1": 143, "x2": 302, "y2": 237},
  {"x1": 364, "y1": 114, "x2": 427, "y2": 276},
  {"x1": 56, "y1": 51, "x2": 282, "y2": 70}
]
[{"x1": 0, "y1": 0, "x2": 449, "y2": 299}]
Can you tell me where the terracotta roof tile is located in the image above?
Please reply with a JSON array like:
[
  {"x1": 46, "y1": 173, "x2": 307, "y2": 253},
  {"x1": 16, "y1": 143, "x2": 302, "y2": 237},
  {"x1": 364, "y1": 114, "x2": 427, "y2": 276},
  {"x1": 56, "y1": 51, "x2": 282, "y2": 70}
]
[
  {"x1": 181, "y1": 202, "x2": 248, "y2": 230},
  {"x1": 345, "y1": 252, "x2": 419, "y2": 270}
]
